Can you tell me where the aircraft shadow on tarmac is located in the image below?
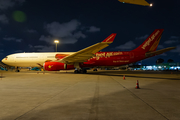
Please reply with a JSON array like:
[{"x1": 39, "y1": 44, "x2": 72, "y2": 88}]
[
  {"x1": 2, "y1": 74, "x2": 180, "y2": 120},
  {"x1": 86, "y1": 72, "x2": 180, "y2": 81},
  {"x1": 57, "y1": 70, "x2": 180, "y2": 81}
]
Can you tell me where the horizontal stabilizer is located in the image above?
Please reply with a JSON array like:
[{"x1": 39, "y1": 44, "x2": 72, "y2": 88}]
[{"x1": 145, "y1": 47, "x2": 176, "y2": 57}]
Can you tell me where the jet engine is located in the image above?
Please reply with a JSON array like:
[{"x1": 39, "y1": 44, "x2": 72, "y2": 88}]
[{"x1": 43, "y1": 62, "x2": 74, "y2": 71}]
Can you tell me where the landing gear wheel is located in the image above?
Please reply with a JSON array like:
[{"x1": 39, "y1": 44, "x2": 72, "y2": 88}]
[
  {"x1": 15, "y1": 67, "x2": 20, "y2": 72},
  {"x1": 74, "y1": 70, "x2": 78, "y2": 73},
  {"x1": 82, "y1": 69, "x2": 87, "y2": 73},
  {"x1": 74, "y1": 69, "x2": 87, "y2": 74}
]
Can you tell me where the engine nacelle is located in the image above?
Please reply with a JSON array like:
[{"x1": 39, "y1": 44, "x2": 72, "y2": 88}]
[{"x1": 43, "y1": 62, "x2": 74, "y2": 71}]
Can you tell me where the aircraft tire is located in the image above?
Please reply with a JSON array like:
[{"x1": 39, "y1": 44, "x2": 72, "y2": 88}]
[
  {"x1": 82, "y1": 69, "x2": 87, "y2": 73},
  {"x1": 74, "y1": 70, "x2": 78, "y2": 73}
]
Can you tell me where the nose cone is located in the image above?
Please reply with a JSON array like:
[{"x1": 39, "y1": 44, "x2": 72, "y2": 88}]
[
  {"x1": 2, "y1": 57, "x2": 8, "y2": 64},
  {"x1": 1, "y1": 58, "x2": 6, "y2": 63}
]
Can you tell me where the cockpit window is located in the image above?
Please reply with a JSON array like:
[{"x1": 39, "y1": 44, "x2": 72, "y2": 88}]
[{"x1": 5, "y1": 56, "x2": 8, "y2": 58}]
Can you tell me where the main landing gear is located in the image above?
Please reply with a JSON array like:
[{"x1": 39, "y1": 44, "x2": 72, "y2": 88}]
[
  {"x1": 73, "y1": 63, "x2": 87, "y2": 74},
  {"x1": 15, "y1": 67, "x2": 20, "y2": 72},
  {"x1": 74, "y1": 69, "x2": 87, "y2": 74}
]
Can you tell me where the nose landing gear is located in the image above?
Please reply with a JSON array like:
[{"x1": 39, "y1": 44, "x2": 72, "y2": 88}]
[{"x1": 15, "y1": 67, "x2": 20, "y2": 72}]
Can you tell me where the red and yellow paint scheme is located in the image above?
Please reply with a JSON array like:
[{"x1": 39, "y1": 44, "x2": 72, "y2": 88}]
[
  {"x1": 44, "y1": 29, "x2": 175, "y2": 71},
  {"x1": 2, "y1": 29, "x2": 175, "y2": 73}
]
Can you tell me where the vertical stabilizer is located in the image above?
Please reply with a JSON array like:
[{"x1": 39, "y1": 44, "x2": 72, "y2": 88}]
[{"x1": 132, "y1": 29, "x2": 164, "y2": 52}]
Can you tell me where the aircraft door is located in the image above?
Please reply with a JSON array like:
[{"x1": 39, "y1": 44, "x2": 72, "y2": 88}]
[
  {"x1": 10, "y1": 56, "x2": 14, "y2": 61},
  {"x1": 40, "y1": 55, "x2": 45, "y2": 62},
  {"x1": 130, "y1": 52, "x2": 134, "y2": 59}
]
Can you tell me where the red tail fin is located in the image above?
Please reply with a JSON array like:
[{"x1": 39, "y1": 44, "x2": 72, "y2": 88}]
[{"x1": 132, "y1": 29, "x2": 164, "y2": 52}]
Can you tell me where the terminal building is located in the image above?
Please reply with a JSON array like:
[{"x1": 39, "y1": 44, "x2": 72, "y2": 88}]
[{"x1": 131, "y1": 62, "x2": 180, "y2": 71}]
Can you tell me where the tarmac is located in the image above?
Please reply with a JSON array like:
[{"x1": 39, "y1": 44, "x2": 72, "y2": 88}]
[{"x1": 0, "y1": 70, "x2": 180, "y2": 120}]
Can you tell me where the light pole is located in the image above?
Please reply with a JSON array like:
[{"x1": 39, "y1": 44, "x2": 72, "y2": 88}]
[{"x1": 54, "y1": 40, "x2": 59, "y2": 52}]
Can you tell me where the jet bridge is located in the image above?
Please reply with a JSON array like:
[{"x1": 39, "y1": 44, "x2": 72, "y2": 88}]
[{"x1": 0, "y1": 61, "x2": 8, "y2": 71}]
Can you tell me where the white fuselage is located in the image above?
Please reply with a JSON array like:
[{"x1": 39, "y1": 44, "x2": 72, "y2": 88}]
[{"x1": 1, "y1": 52, "x2": 75, "y2": 67}]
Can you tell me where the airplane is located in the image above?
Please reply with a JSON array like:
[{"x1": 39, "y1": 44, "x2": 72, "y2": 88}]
[
  {"x1": 118, "y1": 0, "x2": 152, "y2": 6},
  {"x1": 1, "y1": 29, "x2": 175, "y2": 73}
]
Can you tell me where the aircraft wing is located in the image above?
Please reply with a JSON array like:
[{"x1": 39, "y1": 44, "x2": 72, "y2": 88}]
[
  {"x1": 145, "y1": 47, "x2": 176, "y2": 57},
  {"x1": 58, "y1": 33, "x2": 116, "y2": 64},
  {"x1": 118, "y1": 0, "x2": 150, "y2": 6}
]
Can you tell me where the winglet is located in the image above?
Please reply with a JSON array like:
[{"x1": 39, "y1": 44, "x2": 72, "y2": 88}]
[{"x1": 102, "y1": 33, "x2": 117, "y2": 43}]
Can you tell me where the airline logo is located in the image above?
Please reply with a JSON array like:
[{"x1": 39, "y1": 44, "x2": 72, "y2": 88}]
[
  {"x1": 95, "y1": 52, "x2": 123, "y2": 60},
  {"x1": 96, "y1": 52, "x2": 123, "y2": 57},
  {"x1": 142, "y1": 30, "x2": 160, "y2": 50}
]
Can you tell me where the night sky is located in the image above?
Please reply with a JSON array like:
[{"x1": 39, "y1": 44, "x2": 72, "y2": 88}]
[{"x1": 0, "y1": 0, "x2": 180, "y2": 65}]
